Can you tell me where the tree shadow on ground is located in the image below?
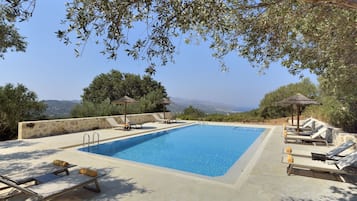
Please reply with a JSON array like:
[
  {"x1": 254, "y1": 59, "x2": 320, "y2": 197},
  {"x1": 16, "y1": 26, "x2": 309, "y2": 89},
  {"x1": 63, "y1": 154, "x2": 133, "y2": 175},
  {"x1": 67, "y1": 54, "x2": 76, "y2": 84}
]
[
  {"x1": 1, "y1": 149, "x2": 59, "y2": 161},
  {"x1": 325, "y1": 186, "x2": 357, "y2": 201},
  {"x1": 290, "y1": 168, "x2": 357, "y2": 185},
  {"x1": 140, "y1": 126, "x2": 157, "y2": 129},
  {"x1": 281, "y1": 197, "x2": 313, "y2": 201},
  {"x1": 0, "y1": 140, "x2": 39, "y2": 149},
  {"x1": 281, "y1": 168, "x2": 357, "y2": 201},
  {"x1": 290, "y1": 168, "x2": 345, "y2": 182},
  {"x1": 0, "y1": 149, "x2": 60, "y2": 174},
  {"x1": 281, "y1": 185, "x2": 357, "y2": 201},
  {"x1": 7, "y1": 167, "x2": 151, "y2": 201}
]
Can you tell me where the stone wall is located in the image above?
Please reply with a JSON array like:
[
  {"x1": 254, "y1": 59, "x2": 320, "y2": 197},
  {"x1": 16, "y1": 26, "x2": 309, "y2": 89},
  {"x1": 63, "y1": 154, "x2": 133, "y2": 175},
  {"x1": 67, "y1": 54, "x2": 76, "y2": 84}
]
[{"x1": 18, "y1": 113, "x2": 159, "y2": 139}]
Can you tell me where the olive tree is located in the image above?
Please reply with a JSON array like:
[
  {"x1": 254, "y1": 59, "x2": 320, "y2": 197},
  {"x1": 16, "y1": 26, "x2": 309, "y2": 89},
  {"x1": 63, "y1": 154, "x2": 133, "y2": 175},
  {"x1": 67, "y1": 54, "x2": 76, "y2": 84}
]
[
  {"x1": 56, "y1": 0, "x2": 356, "y2": 76},
  {"x1": 73, "y1": 70, "x2": 168, "y2": 117},
  {"x1": 317, "y1": 70, "x2": 357, "y2": 132},
  {"x1": 0, "y1": 83, "x2": 46, "y2": 140},
  {"x1": 82, "y1": 69, "x2": 167, "y2": 103},
  {"x1": 258, "y1": 78, "x2": 318, "y2": 119},
  {"x1": 0, "y1": 0, "x2": 35, "y2": 59},
  {"x1": 70, "y1": 98, "x2": 118, "y2": 117},
  {"x1": 2, "y1": 1, "x2": 356, "y2": 77}
]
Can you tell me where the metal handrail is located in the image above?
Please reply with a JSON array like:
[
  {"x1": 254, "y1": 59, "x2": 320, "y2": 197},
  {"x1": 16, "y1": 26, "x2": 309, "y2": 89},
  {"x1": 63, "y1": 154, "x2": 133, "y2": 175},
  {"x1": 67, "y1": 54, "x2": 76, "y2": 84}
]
[
  {"x1": 82, "y1": 132, "x2": 100, "y2": 152},
  {"x1": 82, "y1": 133, "x2": 91, "y2": 152},
  {"x1": 92, "y1": 132, "x2": 100, "y2": 151}
]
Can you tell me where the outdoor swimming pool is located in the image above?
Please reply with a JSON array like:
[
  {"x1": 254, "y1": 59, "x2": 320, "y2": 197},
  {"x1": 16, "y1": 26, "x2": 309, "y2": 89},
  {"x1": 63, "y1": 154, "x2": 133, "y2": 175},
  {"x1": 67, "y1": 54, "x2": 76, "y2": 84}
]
[{"x1": 79, "y1": 124, "x2": 265, "y2": 177}]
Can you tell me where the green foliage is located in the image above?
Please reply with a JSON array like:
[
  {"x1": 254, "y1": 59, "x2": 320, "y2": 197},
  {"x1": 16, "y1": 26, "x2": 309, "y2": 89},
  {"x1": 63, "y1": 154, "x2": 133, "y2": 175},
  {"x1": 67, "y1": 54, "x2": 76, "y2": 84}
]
[
  {"x1": 178, "y1": 105, "x2": 206, "y2": 120},
  {"x1": 303, "y1": 96, "x2": 357, "y2": 132},
  {"x1": 317, "y1": 71, "x2": 357, "y2": 132},
  {"x1": 288, "y1": 74, "x2": 357, "y2": 132},
  {"x1": 258, "y1": 78, "x2": 318, "y2": 118},
  {"x1": 82, "y1": 70, "x2": 166, "y2": 103},
  {"x1": 178, "y1": 107, "x2": 264, "y2": 122},
  {"x1": 57, "y1": 1, "x2": 356, "y2": 76},
  {"x1": 70, "y1": 99, "x2": 119, "y2": 117},
  {"x1": 0, "y1": 83, "x2": 46, "y2": 140},
  {"x1": 139, "y1": 89, "x2": 165, "y2": 113},
  {"x1": 75, "y1": 70, "x2": 167, "y2": 117},
  {"x1": 237, "y1": 2, "x2": 356, "y2": 77},
  {"x1": 0, "y1": 0, "x2": 35, "y2": 59}
]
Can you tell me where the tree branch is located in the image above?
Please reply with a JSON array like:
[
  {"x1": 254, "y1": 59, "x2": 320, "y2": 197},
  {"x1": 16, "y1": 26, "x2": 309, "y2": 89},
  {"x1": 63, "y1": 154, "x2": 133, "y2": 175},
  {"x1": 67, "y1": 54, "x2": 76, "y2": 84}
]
[
  {"x1": 302, "y1": 0, "x2": 357, "y2": 9},
  {"x1": 238, "y1": 0, "x2": 285, "y2": 9}
]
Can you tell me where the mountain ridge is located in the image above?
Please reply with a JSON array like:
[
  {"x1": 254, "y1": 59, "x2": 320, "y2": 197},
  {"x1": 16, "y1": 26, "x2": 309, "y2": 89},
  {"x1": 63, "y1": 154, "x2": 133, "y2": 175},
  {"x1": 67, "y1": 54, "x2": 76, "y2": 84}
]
[
  {"x1": 42, "y1": 98, "x2": 254, "y2": 117},
  {"x1": 168, "y1": 97, "x2": 254, "y2": 114}
]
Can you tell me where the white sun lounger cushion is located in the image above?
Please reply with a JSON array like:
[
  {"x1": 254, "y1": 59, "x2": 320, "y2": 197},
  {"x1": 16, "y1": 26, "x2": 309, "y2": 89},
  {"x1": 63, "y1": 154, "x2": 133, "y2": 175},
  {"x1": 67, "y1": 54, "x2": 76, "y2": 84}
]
[{"x1": 26, "y1": 171, "x2": 101, "y2": 199}]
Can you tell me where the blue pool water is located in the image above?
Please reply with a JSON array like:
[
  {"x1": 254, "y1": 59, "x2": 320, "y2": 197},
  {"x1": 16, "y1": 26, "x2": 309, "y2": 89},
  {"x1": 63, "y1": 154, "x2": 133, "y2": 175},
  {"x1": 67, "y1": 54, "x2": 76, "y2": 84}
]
[{"x1": 79, "y1": 124, "x2": 265, "y2": 177}]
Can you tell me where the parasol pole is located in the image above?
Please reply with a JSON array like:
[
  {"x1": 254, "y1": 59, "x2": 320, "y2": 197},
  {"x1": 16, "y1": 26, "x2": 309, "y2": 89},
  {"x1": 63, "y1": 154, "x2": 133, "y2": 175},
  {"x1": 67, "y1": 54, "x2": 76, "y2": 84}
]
[
  {"x1": 124, "y1": 103, "x2": 127, "y2": 124},
  {"x1": 297, "y1": 104, "x2": 300, "y2": 132},
  {"x1": 291, "y1": 106, "x2": 294, "y2": 126}
]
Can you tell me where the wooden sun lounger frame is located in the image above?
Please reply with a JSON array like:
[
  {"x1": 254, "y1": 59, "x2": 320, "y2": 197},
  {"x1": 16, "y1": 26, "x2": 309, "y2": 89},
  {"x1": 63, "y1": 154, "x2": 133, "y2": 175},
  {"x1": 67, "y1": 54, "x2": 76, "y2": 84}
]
[
  {"x1": 152, "y1": 113, "x2": 171, "y2": 124},
  {"x1": 158, "y1": 113, "x2": 177, "y2": 123},
  {"x1": 283, "y1": 140, "x2": 356, "y2": 161},
  {"x1": 0, "y1": 170, "x2": 103, "y2": 200},
  {"x1": 122, "y1": 116, "x2": 145, "y2": 129},
  {"x1": 105, "y1": 117, "x2": 130, "y2": 130},
  {"x1": 285, "y1": 118, "x2": 313, "y2": 130},
  {"x1": 284, "y1": 127, "x2": 329, "y2": 146},
  {"x1": 0, "y1": 163, "x2": 75, "y2": 191},
  {"x1": 282, "y1": 152, "x2": 357, "y2": 182}
]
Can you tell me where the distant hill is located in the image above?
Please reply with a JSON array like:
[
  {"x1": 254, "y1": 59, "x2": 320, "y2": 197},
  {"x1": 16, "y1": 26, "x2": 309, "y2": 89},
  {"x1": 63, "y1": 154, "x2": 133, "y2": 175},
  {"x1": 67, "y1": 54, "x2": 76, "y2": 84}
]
[
  {"x1": 42, "y1": 98, "x2": 254, "y2": 117},
  {"x1": 43, "y1": 100, "x2": 79, "y2": 118},
  {"x1": 167, "y1": 97, "x2": 254, "y2": 114}
]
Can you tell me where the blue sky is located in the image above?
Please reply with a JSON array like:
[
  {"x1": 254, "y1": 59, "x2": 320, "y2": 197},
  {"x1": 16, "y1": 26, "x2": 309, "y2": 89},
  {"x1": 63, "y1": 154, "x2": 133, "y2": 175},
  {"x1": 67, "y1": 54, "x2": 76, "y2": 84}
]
[{"x1": 1, "y1": 1, "x2": 317, "y2": 108}]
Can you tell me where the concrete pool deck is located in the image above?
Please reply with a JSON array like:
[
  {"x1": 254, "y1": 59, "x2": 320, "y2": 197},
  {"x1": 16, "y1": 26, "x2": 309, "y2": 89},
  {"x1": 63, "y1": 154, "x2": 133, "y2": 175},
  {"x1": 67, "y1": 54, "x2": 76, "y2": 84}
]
[{"x1": 1, "y1": 121, "x2": 356, "y2": 200}]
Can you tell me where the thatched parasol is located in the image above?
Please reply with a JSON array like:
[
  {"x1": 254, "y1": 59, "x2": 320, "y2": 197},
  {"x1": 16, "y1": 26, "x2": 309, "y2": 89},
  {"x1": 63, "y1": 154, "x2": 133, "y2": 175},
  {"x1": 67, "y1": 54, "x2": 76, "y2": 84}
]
[
  {"x1": 112, "y1": 96, "x2": 137, "y2": 124},
  {"x1": 277, "y1": 93, "x2": 319, "y2": 131}
]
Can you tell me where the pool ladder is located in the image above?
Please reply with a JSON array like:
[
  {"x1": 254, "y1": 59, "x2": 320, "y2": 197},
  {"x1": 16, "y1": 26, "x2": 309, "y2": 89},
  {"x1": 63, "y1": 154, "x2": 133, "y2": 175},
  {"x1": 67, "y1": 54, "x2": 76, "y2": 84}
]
[{"x1": 83, "y1": 132, "x2": 100, "y2": 152}]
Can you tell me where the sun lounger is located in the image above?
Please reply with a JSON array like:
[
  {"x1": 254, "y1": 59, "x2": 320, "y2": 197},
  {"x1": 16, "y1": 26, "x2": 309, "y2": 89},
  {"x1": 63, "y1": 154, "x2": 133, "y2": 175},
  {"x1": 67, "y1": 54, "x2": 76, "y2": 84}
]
[
  {"x1": 122, "y1": 116, "x2": 143, "y2": 129},
  {"x1": 105, "y1": 117, "x2": 130, "y2": 130},
  {"x1": 284, "y1": 127, "x2": 329, "y2": 146},
  {"x1": 128, "y1": 122, "x2": 142, "y2": 129},
  {"x1": 285, "y1": 117, "x2": 313, "y2": 131},
  {"x1": 0, "y1": 161, "x2": 75, "y2": 188},
  {"x1": 285, "y1": 118, "x2": 326, "y2": 134},
  {"x1": 153, "y1": 113, "x2": 170, "y2": 124},
  {"x1": 284, "y1": 140, "x2": 356, "y2": 161},
  {"x1": 282, "y1": 151, "x2": 357, "y2": 181},
  {"x1": 159, "y1": 113, "x2": 177, "y2": 123},
  {"x1": 311, "y1": 140, "x2": 356, "y2": 161},
  {"x1": 286, "y1": 124, "x2": 325, "y2": 136},
  {"x1": 0, "y1": 168, "x2": 103, "y2": 200}
]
